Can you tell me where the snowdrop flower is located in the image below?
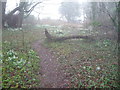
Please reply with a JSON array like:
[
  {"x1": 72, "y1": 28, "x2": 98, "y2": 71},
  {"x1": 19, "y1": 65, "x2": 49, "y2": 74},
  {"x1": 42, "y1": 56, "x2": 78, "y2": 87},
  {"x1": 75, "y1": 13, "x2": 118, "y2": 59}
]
[
  {"x1": 96, "y1": 66, "x2": 101, "y2": 70},
  {"x1": 8, "y1": 57, "x2": 12, "y2": 61},
  {"x1": 19, "y1": 28, "x2": 22, "y2": 30},
  {"x1": 0, "y1": 54, "x2": 3, "y2": 57},
  {"x1": 83, "y1": 66, "x2": 86, "y2": 69},
  {"x1": 12, "y1": 55, "x2": 18, "y2": 59}
]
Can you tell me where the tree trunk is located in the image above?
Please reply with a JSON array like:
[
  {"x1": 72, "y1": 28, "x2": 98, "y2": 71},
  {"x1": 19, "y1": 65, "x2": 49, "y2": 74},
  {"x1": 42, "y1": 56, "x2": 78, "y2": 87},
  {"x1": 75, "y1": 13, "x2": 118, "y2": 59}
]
[
  {"x1": 5, "y1": 2, "x2": 25, "y2": 28},
  {"x1": 91, "y1": 2, "x2": 97, "y2": 21},
  {"x1": 2, "y1": 2, "x2": 6, "y2": 28},
  {"x1": 17, "y1": 11, "x2": 24, "y2": 28},
  {"x1": 118, "y1": 2, "x2": 120, "y2": 43},
  {"x1": 0, "y1": 2, "x2": 2, "y2": 51},
  {"x1": 4, "y1": 1, "x2": 41, "y2": 28},
  {"x1": 45, "y1": 29, "x2": 94, "y2": 42},
  {"x1": 0, "y1": 2, "x2": 2, "y2": 29},
  {"x1": 118, "y1": 1, "x2": 120, "y2": 85}
]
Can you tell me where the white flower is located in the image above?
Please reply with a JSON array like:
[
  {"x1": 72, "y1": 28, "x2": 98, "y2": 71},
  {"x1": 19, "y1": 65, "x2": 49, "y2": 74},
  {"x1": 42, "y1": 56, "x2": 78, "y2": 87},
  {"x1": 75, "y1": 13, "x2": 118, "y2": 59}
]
[
  {"x1": 96, "y1": 66, "x2": 101, "y2": 70},
  {"x1": 0, "y1": 54, "x2": 3, "y2": 57},
  {"x1": 8, "y1": 57, "x2": 14, "y2": 61},
  {"x1": 12, "y1": 55, "x2": 18, "y2": 59},
  {"x1": 83, "y1": 66, "x2": 86, "y2": 69}
]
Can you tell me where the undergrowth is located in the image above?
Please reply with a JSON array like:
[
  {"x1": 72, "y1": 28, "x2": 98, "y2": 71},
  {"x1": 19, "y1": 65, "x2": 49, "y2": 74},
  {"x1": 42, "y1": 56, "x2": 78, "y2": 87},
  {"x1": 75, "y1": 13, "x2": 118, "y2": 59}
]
[
  {"x1": 2, "y1": 25, "x2": 119, "y2": 88},
  {"x1": 2, "y1": 41, "x2": 40, "y2": 88},
  {"x1": 2, "y1": 27, "x2": 45, "y2": 88},
  {"x1": 44, "y1": 35, "x2": 119, "y2": 88}
]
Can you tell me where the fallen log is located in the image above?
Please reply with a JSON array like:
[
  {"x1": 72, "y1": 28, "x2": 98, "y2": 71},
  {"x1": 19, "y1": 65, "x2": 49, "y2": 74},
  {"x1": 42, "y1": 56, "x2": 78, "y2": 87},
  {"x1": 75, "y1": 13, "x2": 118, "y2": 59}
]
[{"x1": 45, "y1": 28, "x2": 94, "y2": 41}]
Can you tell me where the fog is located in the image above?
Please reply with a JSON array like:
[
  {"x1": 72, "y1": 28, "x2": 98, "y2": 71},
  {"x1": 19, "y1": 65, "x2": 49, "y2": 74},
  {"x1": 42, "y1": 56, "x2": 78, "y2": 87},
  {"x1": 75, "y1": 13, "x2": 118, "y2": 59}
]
[
  {"x1": 6, "y1": 0, "x2": 63, "y2": 19},
  {"x1": 2, "y1": 0, "x2": 119, "y2": 88},
  {"x1": 6, "y1": 0, "x2": 118, "y2": 20},
  {"x1": 6, "y1": 0, "x2": 88, "y2": 20}
]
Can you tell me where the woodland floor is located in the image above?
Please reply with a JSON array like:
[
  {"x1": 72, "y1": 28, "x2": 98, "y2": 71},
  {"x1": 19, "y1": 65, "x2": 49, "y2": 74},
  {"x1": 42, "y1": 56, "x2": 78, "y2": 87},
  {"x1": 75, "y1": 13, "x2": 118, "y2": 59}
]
[
  {"x1": 2, "y1": 24, "x2": 119, "y2": 88},
  {"x1": 31, "y1": 25, "x2": 118, "y2": 88}
]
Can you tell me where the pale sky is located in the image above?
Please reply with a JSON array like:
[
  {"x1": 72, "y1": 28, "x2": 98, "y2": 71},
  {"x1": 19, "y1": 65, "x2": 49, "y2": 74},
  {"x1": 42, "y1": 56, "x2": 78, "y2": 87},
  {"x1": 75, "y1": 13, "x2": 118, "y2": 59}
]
[
  {"x1": 6, "y1": 0, "x2": 88, "y2": 20},
  {"x1": 6, "y1": 0, "x2": 63, "y2": 19},
  {"x1": 6, "y1": 0, "x2": 118, "y2": 20},
  {"x1": 32, "y1": 0, "x2": 62, "y2": 19}
]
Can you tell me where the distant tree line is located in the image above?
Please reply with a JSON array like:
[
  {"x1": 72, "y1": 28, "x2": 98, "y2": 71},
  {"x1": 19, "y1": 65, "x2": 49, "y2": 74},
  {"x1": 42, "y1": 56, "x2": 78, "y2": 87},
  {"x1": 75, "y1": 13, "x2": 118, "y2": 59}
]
[{"x1": 59, "y1": 2, "x2": 120, "y2": 31}]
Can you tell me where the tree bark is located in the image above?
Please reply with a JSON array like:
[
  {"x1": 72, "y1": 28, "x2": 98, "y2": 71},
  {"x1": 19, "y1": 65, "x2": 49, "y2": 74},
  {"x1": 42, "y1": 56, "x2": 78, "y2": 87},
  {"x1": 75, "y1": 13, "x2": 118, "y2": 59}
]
[
  {"x1": 45, "y1": 29, "x2": 94, "y2": 42},
  {"x1": 117, "y1": 1, "x2": 120, "y2": 85},
  {"x1": 2, "y1": 2, "x2": 6, "y2": 28},
  {"x1": 0, "y1": 2, "x2": 2, "y2": 52},
  {"x1": 118, "y1": 2, "x2": 120, "y2": 43}
]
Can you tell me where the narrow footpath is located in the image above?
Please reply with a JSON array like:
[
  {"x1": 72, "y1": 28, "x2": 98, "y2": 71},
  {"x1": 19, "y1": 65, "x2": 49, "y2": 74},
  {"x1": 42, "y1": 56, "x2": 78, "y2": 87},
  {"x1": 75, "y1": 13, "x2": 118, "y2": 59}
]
[{"x1": 32, "y1": 40, "x2": 67, "y2": 88}]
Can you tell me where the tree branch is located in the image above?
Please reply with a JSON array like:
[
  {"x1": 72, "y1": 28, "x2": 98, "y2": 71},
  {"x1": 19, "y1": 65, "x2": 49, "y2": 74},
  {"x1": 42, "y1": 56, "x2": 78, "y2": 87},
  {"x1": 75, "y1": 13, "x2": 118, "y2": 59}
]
[
  {"x1": 99, "y1": 3, "x2": 117, "y2": 28},
  {"x1": 24, "y1": 2, "x2": 42, "y2": 18}
]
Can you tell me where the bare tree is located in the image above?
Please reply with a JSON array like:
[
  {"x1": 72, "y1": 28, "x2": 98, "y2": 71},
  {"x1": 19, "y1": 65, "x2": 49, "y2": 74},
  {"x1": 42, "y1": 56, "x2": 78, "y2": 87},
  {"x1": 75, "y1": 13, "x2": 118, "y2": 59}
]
[
  {"x1": 0, "y1": 2, "x2": 2, "y2": 29},
  {"x1": 2, "y1": 0, "x2": 41, "y2": 28},
  {"x1": 59, "y1": 2, "x2": 80, "y2": 22},
  {"x1": 0, "y1": 1, "x2": 2, "y2": 38},
  {"x1": 91, "y1": 2, "x2": 98, "y2": 21},
  {"x1": 2, "y1": 1, "x2": 6, "y2": 28},
  {"x1": 97, "y1": 2, "x2": 118, "y2": 30},
  {"x1": 118, "y1": 2, "x2": 120, "y2": 43}
]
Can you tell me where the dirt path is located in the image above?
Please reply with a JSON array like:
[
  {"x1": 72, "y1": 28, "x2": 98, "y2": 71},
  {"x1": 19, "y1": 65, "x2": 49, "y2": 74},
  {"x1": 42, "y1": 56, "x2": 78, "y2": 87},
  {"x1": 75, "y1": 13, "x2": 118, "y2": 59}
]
[{"x1": 32, "y1": 40, "x2": 67, "y2": 88}]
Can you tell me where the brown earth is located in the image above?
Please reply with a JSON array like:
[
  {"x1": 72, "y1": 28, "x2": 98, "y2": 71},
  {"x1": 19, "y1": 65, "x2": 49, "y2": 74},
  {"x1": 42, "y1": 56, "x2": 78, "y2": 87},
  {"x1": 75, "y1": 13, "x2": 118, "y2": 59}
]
[{"x1": 32, "y1": 40, "x2": 68, "y2": 88}]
